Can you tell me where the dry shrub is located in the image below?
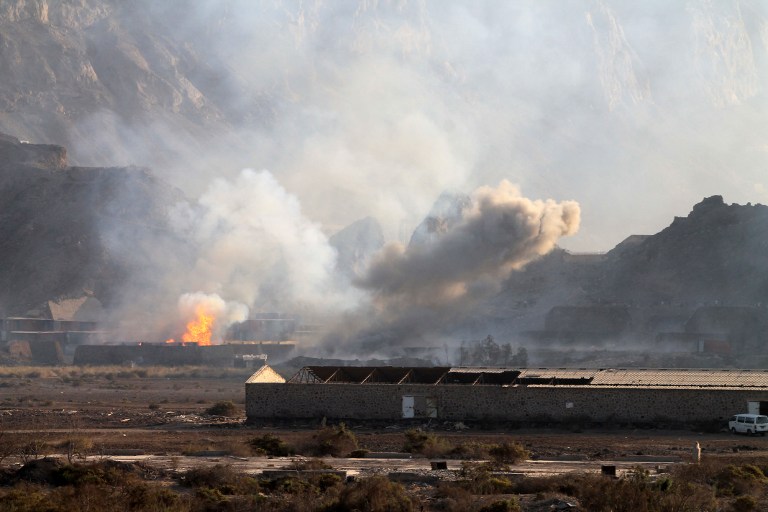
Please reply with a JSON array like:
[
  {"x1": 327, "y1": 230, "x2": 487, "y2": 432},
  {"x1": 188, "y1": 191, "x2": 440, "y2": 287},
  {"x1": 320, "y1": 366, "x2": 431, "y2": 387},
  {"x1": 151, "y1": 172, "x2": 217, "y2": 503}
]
[
  {"x1": 732, "y1": 495, "x2": 759, "y2": 512},
  {"x1": 487, "y1": 442, "x2": 529, "y2": 465},
  {"x1": 305, "y1": 423, "x2": 358, "y2": 457},
  {"x1": 250, "y1": 433, "x2": 295, "y2": 456},
  {"x1": 0, "y1": 483, "x2": 59, "y2": 510},
  {"x1": 179, "y1": 464, "x2": 260, "y2": 495},
  {"x1": 557, "y1": 469, "x2": 716, "y2": 512},
  {"x1": 458, "y1": 463, "x2": 515, "y2": 495},
  {"x1": 478, "y1": 498, "x2": 521, "y2": 512},
  {"x1": 55, "y1": 436, "x2": 94, "y2": 463},
  {"x1": 712, "y1": 464, "x2": 767, "y2": 497},
  {"x1": 19, "y1": 438, "x2": 52, "y2": 463},
  {"x1": 450, "y1": 441, "x2": 491, "y2": 460},
  {"x1": 402, "y1": 429, "x2": 451, "y2": 457},
  {"x1": 510, "y1": 474, "x2": 562, "y2": 495},
  {"x1": 326, "y1": 475, "x2": 415, "y2": 512},
  {"x1": 204, "y1": 400, "x2": 240, "y2": 417},
  {"x1": 0, "y1": 460, "x2": 190, "y2": 512},
  {"x1": 433, "y1": 484, "x2": 475, "y2": 512}
]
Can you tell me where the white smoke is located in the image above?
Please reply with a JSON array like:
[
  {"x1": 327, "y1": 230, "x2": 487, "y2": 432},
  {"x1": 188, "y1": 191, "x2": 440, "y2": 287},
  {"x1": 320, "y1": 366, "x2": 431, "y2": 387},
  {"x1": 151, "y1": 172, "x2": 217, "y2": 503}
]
[
  {"x1": 171, "y1": 169, "x2": 361, "y2": 316},
  {"x1": 53, "y1": 0, "x2": 767, "y2": 254}
]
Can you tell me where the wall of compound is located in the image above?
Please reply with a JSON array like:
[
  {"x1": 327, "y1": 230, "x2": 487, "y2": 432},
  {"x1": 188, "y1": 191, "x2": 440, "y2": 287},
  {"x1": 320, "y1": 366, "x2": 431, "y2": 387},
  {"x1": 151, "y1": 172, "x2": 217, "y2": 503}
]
[{"x1": 245, "y1": 383, "x2": 768, "y2": 424}]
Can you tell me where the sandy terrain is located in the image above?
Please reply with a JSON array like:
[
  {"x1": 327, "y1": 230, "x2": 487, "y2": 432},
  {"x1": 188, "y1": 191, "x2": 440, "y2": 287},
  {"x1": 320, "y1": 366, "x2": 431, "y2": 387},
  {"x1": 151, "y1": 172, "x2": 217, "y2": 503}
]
[{"x1": 2, "y1": 367, "x2": 768, "y2": 472}]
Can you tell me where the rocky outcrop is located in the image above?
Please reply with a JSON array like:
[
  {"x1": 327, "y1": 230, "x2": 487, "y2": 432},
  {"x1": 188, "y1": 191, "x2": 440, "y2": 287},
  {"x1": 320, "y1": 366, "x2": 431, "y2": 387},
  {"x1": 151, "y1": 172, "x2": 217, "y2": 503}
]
[
  {"x1": 0, "y1": 133, "x2": 67, "y2": 169},
  {"x1": 329, "y1": 216, "x2": 385, "y2": 278},
  {"x1": 0, "y1": 132, "x2": 194, "y2": 317},
  {"x1": 0, "y1": 0, "x2": 231, "y2": 163}
]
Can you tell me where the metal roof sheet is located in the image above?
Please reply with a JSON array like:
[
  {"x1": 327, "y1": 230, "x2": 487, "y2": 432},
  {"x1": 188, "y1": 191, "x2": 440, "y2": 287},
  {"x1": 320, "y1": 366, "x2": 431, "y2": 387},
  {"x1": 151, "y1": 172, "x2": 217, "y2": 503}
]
[{"x1": 283, "y1": 366, "x2": 768, "y2": 388}]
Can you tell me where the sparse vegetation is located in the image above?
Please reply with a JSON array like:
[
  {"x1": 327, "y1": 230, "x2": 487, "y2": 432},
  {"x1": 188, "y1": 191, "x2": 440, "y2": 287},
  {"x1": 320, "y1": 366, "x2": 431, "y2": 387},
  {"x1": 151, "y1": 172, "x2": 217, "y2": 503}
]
[
  {"x1": 250, "y1": 433, "x2": 296, "y2": 456},
  {"x1": 204, "y1": 400, "x2": 240, "y2": 417},
  {"x1": 487, "y1": 442, "x2": 529, "y2": 464},
  {"x1": 305, "y1": 423, "x2": 359, "y2": 457},
  {"x1": 326, "y1": 475, "x2": 415, "y2": 512},
  {"x1": 179, "y1": 464, "x2": 261, "y2": 495},
  {"x1": 403, "y1": 429, "x2": 451, "y2": 457},
  {"x1": 0, "y1": 451, "x2": 766, "y2": 511}
]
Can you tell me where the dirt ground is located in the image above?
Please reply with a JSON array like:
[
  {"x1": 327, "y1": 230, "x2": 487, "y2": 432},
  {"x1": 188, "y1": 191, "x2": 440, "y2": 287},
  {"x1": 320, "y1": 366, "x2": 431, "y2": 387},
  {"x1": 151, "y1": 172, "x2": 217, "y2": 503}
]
[{"x1": 2, "y1": 366, "x2": 768, "y2": 465}]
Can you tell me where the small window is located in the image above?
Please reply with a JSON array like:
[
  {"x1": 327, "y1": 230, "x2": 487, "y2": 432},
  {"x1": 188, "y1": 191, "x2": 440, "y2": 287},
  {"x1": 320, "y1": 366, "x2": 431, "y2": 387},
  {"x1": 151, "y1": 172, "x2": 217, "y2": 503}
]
[
  {"x1": 738, "y1": 416, "x2": 746, "y2": 423},
  {"x1": 747, "y1": 417, "x2": 756, "y2": 424},
  {"x1": 730, "y1": 416, "x2": 737, "y2": 422},
  {"x1": 758, "y1": 416, "x2": 768, "y2": 424}
]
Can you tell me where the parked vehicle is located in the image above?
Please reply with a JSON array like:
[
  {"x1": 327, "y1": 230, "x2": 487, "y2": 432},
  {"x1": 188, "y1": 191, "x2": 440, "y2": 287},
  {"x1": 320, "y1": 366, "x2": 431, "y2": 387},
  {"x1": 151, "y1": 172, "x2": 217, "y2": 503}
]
[{"x1": 728, "y1": 413, "x2": 768, "y2": 435}]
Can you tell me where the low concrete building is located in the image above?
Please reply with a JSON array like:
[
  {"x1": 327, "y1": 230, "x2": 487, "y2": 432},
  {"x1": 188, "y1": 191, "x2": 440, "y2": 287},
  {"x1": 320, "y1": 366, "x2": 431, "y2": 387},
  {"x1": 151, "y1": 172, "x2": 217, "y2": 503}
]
[{"x1": 246, "y1": 366, "x2": 768, "y2": 426}]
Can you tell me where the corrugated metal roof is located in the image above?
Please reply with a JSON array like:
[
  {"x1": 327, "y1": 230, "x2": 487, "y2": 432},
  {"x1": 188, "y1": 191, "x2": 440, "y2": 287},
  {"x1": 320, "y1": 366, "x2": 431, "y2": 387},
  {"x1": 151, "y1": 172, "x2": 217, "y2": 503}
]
[
  {"x1": 517, "y1": 368, "x2": 599, "y2": 380},
  {"x1": 281, "y1": 366, "x2": 768, "y2": 389},
  {"x1": 591, "y1": 368, "x2": 768, "y2": 388}
]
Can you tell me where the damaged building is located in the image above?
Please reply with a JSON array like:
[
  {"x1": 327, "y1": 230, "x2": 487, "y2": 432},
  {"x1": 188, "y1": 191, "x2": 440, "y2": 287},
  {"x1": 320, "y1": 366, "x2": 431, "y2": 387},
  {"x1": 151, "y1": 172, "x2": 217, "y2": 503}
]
[
  {"x1": 73, "y1": 341, "x2": 295, "y2": 367},
  {"x1": 246, "y1": 366, "x2": 768, "y2": 426}
]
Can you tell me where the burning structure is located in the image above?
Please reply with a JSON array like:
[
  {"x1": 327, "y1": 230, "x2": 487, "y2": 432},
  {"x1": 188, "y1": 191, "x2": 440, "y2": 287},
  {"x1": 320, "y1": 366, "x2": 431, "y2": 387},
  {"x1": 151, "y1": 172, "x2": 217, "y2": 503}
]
[{"x1": 72, "y1": 302, "x2": 298, "y2": 366}]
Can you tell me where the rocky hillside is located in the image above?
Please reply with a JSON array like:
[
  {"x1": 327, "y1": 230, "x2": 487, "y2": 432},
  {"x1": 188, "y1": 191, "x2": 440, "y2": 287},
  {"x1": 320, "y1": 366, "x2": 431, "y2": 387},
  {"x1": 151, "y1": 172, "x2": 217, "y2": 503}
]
[
  {"x1": 487, "y1": 196, "x2": 768, "y2": 338},
  {"x1": 0, "y1": 133, "x2": 194, "y2": 319},
  {"x1": 0, "y1": 0, "x2": 245, "y2": 170},
  {"x1": 600, "y1": 196, "x2": 768, "y2": 306}
]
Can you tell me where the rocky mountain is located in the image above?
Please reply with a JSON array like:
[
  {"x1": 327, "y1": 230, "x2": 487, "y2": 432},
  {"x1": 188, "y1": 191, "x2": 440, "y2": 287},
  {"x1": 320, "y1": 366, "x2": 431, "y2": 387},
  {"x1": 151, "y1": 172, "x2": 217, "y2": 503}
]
[
  {"x1": 408, "y1": 192, "x2": 472, "y2": 248},
  {"x1": 600, "y1": 196, "x2": 768, "y2": 306},
  {"x1": 479, "y1": 196, "x2": 768, "y2": 348},
  {"x1": 0, "y1": 0, "x2": 236, "y2": 168},
  {"x1": 328, "y1": 216, "x2": 385, "y2": 279},
  {"x1": 0, "y1": 132, "x2": 194, "y2": 322}
]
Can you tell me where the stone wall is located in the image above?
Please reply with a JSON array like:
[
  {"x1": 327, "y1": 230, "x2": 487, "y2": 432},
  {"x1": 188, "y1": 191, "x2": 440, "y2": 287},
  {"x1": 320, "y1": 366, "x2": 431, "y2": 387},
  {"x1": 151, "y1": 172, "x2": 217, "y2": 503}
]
[{"x1": 246, "y1": 383, "x2": 768, "y2": 425}]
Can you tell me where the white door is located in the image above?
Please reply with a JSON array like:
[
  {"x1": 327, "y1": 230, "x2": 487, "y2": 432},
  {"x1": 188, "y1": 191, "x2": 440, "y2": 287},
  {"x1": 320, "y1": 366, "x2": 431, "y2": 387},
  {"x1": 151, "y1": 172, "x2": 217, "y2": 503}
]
[
  {"x1": 748, "y1": 402, "x2": 760, "y2": 415},
  {"x1": 402, "y1": 395, "x2": 415, "y2": 418}
]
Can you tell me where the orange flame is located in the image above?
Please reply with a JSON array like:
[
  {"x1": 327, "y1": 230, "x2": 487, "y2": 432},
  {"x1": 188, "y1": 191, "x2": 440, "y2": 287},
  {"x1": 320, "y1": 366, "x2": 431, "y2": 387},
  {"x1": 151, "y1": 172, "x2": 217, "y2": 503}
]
[
  {"x1": 181, "y1": 304, "x2": 216, "y2": 346},
  {"x1": 165, "y1": 338, "x2": 176, "y2": 344}
]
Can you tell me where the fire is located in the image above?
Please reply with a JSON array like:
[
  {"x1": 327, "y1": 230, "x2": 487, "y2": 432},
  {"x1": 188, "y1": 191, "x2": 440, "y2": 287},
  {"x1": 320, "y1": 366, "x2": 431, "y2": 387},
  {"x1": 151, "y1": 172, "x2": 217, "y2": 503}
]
[{"x1": 181, "y1": 304, "x2": 216, "y2": 346}]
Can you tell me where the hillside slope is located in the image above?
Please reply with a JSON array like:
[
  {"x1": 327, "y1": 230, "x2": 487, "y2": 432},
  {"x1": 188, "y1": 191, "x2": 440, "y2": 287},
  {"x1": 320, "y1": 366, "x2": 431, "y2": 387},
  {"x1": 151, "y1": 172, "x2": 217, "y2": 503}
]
[{"x1": 0, "y1": 133, "x2": 194, "y2": 319}]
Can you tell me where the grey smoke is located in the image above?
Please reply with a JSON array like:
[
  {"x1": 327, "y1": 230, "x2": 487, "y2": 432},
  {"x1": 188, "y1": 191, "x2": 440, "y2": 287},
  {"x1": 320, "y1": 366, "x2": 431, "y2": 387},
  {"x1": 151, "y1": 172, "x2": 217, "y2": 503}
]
[
  {"x1": 49, "y1": 0, "x2": 765, "y2": 254},
  {"x1": 325, "y1": 181, "x2": 580, "y2": 351},
  {"x1": 2, "y1": 1, "x2": 765, "y2": 345}
]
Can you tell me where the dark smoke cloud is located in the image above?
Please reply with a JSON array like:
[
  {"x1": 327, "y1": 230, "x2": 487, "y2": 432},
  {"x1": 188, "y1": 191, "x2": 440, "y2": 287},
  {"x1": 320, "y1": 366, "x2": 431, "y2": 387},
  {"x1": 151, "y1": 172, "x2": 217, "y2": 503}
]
[{"x1": 324, "y1": 181, "x2": 580, "y2": 352}]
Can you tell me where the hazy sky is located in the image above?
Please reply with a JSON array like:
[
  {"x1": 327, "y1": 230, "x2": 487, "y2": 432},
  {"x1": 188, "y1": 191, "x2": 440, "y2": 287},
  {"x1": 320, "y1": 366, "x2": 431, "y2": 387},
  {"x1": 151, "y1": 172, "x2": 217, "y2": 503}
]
[
  {"x1": 52, "y1": 0, "x2": 767, "y2": 256},
  {"x1": 139, "y1": 0, "x2": 766, "y2": 254},
  {"x1": 24, "y1": 0, "x2": 761, "y2": 343}
]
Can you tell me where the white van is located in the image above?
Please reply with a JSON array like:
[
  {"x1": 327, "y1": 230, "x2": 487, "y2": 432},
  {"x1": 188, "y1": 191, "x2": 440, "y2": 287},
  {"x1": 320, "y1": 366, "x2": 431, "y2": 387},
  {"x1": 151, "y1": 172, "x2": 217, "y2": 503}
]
[{"x1": 728, "y1": 414, "x2": 768, "y2": 435}]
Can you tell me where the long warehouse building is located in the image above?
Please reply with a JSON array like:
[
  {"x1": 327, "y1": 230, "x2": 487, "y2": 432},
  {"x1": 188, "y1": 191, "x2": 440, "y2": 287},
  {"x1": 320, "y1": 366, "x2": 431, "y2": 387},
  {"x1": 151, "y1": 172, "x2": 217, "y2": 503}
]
[{"x1": 245, "y1": 366, "x2": 768, "y2": 426}]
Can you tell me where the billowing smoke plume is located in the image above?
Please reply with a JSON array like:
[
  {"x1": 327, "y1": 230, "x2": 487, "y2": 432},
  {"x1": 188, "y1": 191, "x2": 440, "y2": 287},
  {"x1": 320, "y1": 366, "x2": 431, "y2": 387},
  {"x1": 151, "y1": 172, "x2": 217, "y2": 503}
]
[
  {"x1": 323, "y1": 182, "x2": 580, "y2": 352},
  {"x1": 170, "y1": 169, "x2": 360, "y2": 316}
]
